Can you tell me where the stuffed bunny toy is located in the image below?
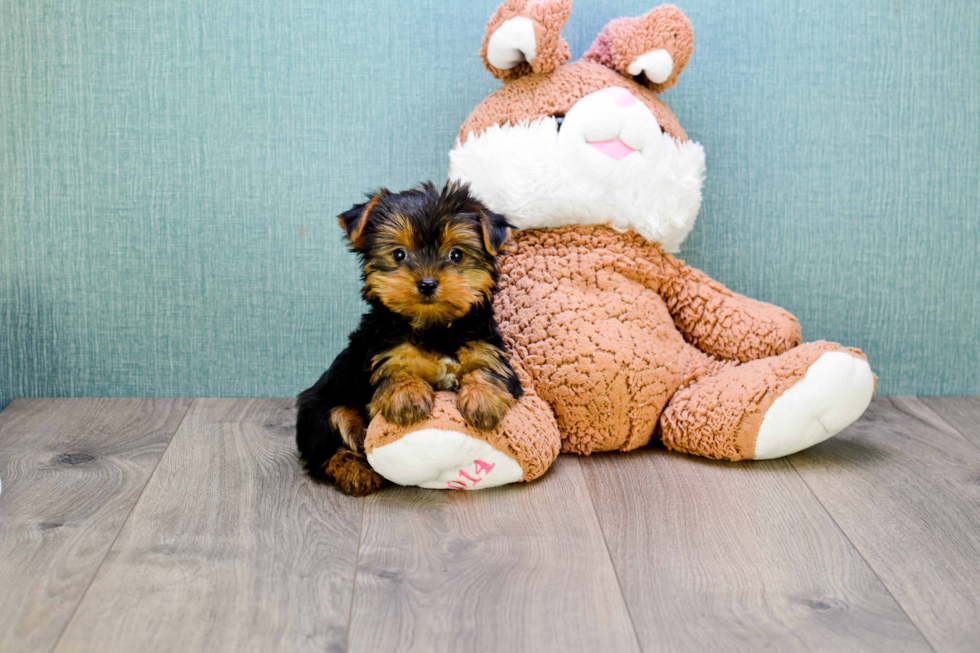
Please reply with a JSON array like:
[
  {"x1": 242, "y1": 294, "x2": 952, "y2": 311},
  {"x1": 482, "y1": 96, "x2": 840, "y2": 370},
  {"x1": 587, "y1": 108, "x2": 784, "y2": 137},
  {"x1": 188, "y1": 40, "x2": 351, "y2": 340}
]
[{"x1": 361, "y1": 1, "x2": 875, "y2": 490}]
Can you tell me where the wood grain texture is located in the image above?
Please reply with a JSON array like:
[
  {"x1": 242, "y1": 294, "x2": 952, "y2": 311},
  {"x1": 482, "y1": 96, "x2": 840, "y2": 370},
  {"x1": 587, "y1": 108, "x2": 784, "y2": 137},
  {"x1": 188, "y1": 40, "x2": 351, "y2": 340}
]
[
  {"x1": 347, "y1": 456, "x2": 640, "y2": 653},
  {"x1": 0, "y1": 398, "x2": 191, "y2": 653},
  {"x1": 581, "y1": 446, "x2": 931, "y2": 652},
  {"x1": 790, "y1": 396, "x2": 980, "y2": 652},
  {"x1": 920, "y1": 396, "x2": 980, "y2": 449},
  {"x1": 5, "y1": 396, "x2": 980, "y2": 653},
  {"x1": 50, "y1": 398, "x2": 363, "y2": 653}
]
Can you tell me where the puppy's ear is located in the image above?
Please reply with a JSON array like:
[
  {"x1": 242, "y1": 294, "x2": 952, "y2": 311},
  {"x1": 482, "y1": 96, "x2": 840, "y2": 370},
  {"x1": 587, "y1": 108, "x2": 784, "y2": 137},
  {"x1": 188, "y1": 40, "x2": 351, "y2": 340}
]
[
  {"x1": 337, "y1": 190, "x2": 388, "y2": 249},
  {"x1": 480, "y1": 210, "x2": 515, "y2": 256}
]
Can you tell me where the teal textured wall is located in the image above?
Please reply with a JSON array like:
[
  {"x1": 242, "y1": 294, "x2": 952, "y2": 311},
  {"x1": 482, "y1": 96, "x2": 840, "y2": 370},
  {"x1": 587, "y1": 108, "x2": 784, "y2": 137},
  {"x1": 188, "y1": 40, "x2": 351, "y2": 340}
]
[{"x1": 1, "y1": 0, "x2": 978, "y2": 408}]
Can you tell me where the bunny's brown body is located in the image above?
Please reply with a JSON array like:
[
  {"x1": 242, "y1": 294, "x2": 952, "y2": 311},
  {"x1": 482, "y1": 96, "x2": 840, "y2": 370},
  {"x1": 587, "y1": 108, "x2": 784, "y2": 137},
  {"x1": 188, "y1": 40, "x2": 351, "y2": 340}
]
[{"x1": 360, "y1": 2, "x2": 875, "y2": 491}]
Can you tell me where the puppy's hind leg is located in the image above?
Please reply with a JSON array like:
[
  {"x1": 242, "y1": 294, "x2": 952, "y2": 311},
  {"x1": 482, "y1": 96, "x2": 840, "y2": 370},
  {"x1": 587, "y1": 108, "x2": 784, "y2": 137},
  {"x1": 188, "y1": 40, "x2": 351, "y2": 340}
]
[
  {"x1": 325, "y1": 408, "x2": 388, "y2": 495},
  {"x1": 297, "y1": 341, "x2": 371, "y2": 478},
  {"x1": 295, "y1": 388, "x2": 345, "y2": 481},
  {"x1": 326, "y1": 449, "x2": 386, "y2": 497},
  {"x1": 297, "y1": 382, "x2": 387, "y2": 495}
]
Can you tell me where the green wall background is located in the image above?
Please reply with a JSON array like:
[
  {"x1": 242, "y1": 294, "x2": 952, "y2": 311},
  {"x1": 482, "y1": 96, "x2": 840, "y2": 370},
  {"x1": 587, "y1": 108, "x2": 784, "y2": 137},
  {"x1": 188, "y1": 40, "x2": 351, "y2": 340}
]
[{"x1": 1, "y1": 0, "x2": 978, "y2": 408}]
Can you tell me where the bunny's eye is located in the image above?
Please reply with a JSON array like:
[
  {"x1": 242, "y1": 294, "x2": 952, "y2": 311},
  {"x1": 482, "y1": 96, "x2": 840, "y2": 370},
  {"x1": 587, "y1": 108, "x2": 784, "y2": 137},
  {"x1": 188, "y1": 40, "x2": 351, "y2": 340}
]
[{"x1": 393, "y1": 248, "x2": 407, "y2": 263}]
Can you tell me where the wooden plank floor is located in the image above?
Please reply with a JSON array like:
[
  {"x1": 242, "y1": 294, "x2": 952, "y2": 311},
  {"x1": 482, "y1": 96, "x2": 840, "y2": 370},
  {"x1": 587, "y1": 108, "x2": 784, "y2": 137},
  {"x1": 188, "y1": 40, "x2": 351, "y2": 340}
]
[{"x1": 1, "y1": 396, "x2": 978, "y2": 653}]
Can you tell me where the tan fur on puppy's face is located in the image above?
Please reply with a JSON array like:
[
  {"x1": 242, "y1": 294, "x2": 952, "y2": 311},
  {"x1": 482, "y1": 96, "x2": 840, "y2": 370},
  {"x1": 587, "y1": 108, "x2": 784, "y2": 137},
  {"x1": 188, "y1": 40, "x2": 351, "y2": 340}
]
[
  {"x1": 363, "y1": 265, "x2": 493, "y2": 330},
  {"x1": 362, "y1": 212, "x2": 498, "y2": 329},
  {"x1": 339, "y1": 184, "x2": 512, "y2": 329}
]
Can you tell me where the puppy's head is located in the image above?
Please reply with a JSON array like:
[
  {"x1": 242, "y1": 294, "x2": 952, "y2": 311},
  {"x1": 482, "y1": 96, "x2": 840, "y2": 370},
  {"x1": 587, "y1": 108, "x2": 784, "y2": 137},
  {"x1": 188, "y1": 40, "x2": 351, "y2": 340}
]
[{"x1": 338, "y1": 182, "x2": 513, "y2": 329}]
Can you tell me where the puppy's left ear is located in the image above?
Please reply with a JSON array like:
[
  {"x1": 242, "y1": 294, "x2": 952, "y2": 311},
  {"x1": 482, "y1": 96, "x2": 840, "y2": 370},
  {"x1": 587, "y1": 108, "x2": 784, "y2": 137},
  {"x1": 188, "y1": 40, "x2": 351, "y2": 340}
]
[
  {"x1": 337, "y1": 189, "x2": 388, "y2": 249},
  {"x1": 480, "y1": 210, "x2": 515, "y2": 256}
]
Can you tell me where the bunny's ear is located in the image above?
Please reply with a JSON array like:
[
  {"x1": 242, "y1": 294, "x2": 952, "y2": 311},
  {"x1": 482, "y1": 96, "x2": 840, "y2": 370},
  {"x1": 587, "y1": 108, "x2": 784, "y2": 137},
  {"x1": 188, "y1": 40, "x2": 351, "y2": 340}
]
[
  {"x1": 337, "y1": 189, "x2": 389, "y2": 250},
  {"x1": 480, "y1": 0, "x2": 572, "y2": 82},
  {"x1": 583, "y1": 4, "x2": 694, "y2": 93}
]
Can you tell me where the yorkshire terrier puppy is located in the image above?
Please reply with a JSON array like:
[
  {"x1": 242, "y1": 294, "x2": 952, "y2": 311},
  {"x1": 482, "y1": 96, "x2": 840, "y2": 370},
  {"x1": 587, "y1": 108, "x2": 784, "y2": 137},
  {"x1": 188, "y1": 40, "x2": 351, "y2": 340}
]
[{"x1": 296, "y1": 182, "x2": 522, "y2": 496}]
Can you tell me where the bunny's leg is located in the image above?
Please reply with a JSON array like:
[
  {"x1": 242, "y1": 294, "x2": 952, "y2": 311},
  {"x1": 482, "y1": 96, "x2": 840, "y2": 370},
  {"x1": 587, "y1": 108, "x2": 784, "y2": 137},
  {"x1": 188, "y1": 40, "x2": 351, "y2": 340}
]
[{"x1": 661, "y1": 342, "x2": 875, "y2": 460}]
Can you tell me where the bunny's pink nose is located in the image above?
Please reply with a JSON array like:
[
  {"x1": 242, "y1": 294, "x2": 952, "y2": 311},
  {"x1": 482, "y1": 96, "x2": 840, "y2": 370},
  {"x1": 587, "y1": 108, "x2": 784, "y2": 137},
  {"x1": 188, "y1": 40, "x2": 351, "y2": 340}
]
[{"x1": 604, "y1": 86, "x2": 636, "y2": 107}]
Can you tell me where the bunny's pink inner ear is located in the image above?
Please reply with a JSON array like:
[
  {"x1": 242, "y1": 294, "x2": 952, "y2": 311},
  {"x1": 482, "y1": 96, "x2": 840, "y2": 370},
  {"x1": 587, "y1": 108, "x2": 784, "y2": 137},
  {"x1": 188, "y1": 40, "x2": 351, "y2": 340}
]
[
  {"x1": 479, "y1": 0, "x2": 572, "y2": 82},
  {"x1": 583, "y1": 4, "x2": 694, "y2": 93}
]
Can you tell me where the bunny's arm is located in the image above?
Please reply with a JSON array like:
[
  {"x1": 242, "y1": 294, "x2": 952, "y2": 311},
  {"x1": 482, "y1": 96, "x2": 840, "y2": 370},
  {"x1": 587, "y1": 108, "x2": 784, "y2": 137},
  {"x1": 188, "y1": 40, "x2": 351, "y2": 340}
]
[
  {"x1": 556, "y1": 227, "x2": 802, "y2": 363},
  {"x1": 655, "y1": 253, "x2": 802, "y2": 362},
  {"x1": 508, "y1": 227, "x2": 801, "y2": 363}
]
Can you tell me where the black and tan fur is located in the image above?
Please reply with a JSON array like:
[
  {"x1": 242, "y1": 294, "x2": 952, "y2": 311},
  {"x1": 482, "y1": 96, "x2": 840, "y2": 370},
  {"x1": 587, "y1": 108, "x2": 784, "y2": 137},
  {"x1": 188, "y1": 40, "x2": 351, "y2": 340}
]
[{"x1": 296, "y1": 182, "x2": 522, "y2": 496}]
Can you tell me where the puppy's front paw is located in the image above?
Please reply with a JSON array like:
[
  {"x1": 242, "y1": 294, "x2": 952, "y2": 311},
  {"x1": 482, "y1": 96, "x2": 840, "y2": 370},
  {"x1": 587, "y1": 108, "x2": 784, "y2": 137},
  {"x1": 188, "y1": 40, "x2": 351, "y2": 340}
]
[
  {"x1": 371, "y1": 375, "x2": 435, "y2": 426},
  {"x1": 457, "y1": 378, "x2": 515, "y2": 431},
  {"x1": 325, "y1": 449, "x2": 386, "y2": 497}
]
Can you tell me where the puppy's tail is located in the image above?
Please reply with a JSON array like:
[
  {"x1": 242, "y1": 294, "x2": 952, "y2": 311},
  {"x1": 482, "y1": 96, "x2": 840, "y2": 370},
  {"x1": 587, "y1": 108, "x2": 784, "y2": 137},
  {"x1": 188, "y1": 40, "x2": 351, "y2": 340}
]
[{"x1": 295, "y1": 389, "x2": 343, "y2": 481}]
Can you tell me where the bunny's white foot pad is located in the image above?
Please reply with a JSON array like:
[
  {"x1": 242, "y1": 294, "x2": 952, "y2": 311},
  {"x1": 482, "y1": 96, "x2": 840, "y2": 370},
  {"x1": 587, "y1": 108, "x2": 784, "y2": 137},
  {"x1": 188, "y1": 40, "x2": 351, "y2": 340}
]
[
  {"x1": 754, "y1": 352, "x2": 874, "y2": 459},
  {"x1": 367, "y1": 429, "x2": 523, "y2": 490}
]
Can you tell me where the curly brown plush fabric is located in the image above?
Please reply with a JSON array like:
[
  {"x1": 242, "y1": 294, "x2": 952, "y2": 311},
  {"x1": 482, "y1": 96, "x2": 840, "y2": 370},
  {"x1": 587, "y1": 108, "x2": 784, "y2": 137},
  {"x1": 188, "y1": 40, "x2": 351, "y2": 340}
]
[
  {"x1": 496, "y1": 224, "x2": 820, "y2": 456},
  {"x1": 661, "y1": 342, "x2": 869, "y2": 459},
  {"x1": 459, "y1": 61, "x2": 687, "y2": 143},
  {"x1": 583, "y1": 5, "x2": 694, "y2": 92},
  {"x1": 480, "y1": 0, "x2": 572, "y2": 81},
  {"x1": 363, "y1": 3, "x2": 874, "y2": 487}
]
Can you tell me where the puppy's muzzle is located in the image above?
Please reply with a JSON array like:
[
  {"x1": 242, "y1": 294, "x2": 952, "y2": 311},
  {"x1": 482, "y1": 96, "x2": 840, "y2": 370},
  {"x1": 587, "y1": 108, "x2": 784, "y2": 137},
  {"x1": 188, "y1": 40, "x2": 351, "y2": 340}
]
[{"x1": 416, "y1": 277, "x2": 439, "y2": 297}]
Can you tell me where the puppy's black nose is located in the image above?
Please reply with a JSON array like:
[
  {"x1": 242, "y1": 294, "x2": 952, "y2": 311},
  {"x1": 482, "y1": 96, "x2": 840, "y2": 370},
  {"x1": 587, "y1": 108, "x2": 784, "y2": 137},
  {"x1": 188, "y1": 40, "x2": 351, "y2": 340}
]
[{"x1": 417, "y1": 277, "x2": 438, "y2": 296}]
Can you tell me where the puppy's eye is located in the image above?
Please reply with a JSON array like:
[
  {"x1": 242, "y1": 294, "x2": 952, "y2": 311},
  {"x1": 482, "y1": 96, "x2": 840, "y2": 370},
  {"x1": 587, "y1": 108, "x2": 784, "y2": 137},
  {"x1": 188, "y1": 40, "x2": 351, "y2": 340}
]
[
  {"x1": 449, "y1": 248, "x2": 463, "y2": 263},
  {"x1": 553, "y1": 115, "x2": 565, "y2": 131},
  {"x1": 392, "y1": 248, "x2": 407, "y2": 263}
]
